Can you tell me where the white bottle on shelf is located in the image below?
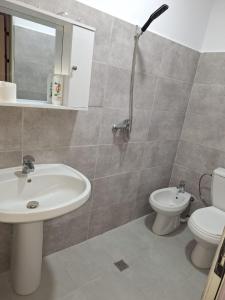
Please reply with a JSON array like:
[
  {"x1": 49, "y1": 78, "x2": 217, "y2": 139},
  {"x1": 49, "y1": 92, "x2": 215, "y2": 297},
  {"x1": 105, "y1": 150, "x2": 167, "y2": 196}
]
[{"x1": 51, "y1": 75, "x2": 64, "y2": 106}]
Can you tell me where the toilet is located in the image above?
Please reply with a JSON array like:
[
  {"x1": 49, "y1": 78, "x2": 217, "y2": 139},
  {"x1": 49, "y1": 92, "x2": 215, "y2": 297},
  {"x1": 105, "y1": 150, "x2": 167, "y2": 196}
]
[
  {"x1": 188, "y1": 168, "x2": 225, "y2": 269},
  {"x1": 149, "y1": 187, "x2": 191, "y2": 235}
]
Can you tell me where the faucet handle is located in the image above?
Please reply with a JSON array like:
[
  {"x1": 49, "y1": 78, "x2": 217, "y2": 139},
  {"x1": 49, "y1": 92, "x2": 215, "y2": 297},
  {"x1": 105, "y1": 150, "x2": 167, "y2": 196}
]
[
  {"x1": 179, "y1": 180, "x2": 185, "y2": 186},
  {"x1": 177, "y1": 180, "x2": 186, "y2": 193},
  {"x1": 23, "y1": 155, "x2": 35, "y2": 163}
]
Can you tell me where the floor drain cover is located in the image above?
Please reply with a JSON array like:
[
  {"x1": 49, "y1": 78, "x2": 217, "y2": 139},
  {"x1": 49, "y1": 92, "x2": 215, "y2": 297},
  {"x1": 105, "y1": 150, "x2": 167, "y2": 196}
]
[
  {"x1": 114, "y1": 260, "x2": 129, "y2": 272},
  {"x1": 27, "y1": 201, "x2": 39, "y2": 209}
]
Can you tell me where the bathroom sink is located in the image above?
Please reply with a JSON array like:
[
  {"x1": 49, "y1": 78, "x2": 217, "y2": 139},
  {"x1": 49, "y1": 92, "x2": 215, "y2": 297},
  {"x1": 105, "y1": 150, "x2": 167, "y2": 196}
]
[
  {"x1": 0, "y1": 164, "x2": 91, "y2": 223},
  {"x1": 0, "y1": 164, "x2": 91, "y2": 296}
]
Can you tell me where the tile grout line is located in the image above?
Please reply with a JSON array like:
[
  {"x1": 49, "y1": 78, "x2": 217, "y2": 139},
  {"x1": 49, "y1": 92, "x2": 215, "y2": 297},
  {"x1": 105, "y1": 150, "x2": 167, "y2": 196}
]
[{"x1": 92, "y1": 163, "x2": 173, "y2": 181}]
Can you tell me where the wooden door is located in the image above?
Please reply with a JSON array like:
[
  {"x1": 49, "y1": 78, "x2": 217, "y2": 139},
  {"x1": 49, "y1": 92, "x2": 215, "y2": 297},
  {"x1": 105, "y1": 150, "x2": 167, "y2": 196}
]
[
  {"x1": 0, "y1": 14, "x2": 5, "y2": 81},
  {"x1": 0, "y1": 13, "x2": 11, "y2": 81},
  {"x1": 202, "y1": 228, "x2": 225, "y2": 299}
]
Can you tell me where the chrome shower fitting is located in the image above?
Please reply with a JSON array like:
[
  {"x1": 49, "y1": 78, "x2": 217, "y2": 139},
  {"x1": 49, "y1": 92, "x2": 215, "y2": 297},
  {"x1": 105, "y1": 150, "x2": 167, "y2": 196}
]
[
  {"x1": 112, "y1": 119, "x2": 130, "y2": 134},
  {"x1": 112, "y1": 4, "x2": 169, "y2": 138}
]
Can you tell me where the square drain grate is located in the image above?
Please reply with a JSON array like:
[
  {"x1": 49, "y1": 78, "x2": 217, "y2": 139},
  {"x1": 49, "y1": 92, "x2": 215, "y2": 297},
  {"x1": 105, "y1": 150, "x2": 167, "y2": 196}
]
[{"x1": 114, "y1": 260, "x2": 129, "y2": 272}]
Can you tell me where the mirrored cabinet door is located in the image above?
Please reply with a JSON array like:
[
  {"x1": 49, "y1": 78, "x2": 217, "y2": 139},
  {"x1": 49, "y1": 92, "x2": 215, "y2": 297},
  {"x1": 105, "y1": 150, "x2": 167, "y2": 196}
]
[{"x1": 12, "y1": 17, "x2": 63, "y2": 102}]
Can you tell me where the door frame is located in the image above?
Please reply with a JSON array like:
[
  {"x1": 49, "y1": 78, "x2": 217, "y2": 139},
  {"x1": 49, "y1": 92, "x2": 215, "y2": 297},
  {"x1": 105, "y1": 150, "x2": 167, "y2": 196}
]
[{"x1": 202, "y1": 228, "x2": 225, "y2": 300}]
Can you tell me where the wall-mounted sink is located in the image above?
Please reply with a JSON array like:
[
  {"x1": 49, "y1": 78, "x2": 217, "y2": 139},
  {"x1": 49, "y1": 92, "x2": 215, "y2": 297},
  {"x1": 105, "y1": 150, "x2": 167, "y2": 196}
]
[{"x1": 0, "y1": 164, "x2": 91, "y2": 295}]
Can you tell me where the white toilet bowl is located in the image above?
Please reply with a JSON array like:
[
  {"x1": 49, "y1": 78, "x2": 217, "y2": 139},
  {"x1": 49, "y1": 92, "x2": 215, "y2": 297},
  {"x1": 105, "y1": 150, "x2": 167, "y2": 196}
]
[
  {"x1": 188, "y1": 206, "x2": 225, "y2": 269},
  {"x1": 187, "y1": 168, "x2": 225, "y2": 269},
  {"x1": 149, "y1": 187, "x2": 191, "y2": 235}
]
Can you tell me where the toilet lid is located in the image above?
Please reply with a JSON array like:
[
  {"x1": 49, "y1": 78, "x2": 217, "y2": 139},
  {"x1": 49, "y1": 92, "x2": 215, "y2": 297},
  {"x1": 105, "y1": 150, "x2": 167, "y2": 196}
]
[{"x1": 189, "y1": 206, "x2": 225, "y2": 239}]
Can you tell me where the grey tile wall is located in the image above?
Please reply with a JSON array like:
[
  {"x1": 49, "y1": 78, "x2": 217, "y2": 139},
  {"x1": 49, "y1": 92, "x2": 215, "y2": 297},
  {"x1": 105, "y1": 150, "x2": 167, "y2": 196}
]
[
  {"x1": 159, "y1": 40, "x2": 200, "y2": 83},
  {"x1": 195, "y1": 53, "x2": 225, "y2": 85},
  {"x1": 0, "y1": 0, "x2": 200, "y2": 272},
  {"x1": 0, "y1": 108, "x2": 22, "y2": 151},
  {"x1": 170, "y1": 52, "x2": 225, "y2": 209}
]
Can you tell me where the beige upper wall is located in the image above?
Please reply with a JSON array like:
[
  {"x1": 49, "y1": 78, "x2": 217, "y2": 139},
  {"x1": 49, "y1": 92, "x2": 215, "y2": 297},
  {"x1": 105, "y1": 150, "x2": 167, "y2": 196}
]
[
  {"x1": 77, "y1": 0, "x2": 213, "y2": 51},
  {"x1": 202, "y1": 0, "x2": 225, "y2": 52}
]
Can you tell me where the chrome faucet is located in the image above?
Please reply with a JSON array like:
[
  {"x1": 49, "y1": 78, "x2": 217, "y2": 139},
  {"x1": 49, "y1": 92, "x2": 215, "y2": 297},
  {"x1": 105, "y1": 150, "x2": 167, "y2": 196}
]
[
  {"x1": 22, "y1": 155, "x2": 35, "y2": 175},
  {"x1": 177, "y1": 180, "x2": 185, "y2": 193}
]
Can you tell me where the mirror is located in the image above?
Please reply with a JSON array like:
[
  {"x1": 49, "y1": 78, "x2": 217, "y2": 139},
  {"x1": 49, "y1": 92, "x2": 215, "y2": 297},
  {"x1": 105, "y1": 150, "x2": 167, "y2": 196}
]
[
  {"x1": 13, "y1": 17, "x2": 56, "y2": 101},
  {"x1": 0, "y1": 12, "x2": 63, "y2": 102}
]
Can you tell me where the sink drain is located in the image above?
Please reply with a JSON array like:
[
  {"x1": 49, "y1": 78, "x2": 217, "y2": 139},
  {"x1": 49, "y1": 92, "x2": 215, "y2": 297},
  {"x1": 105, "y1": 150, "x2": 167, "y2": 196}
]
[{"x1": 27, "y1": 201, "x2": 39, "y2": 209}]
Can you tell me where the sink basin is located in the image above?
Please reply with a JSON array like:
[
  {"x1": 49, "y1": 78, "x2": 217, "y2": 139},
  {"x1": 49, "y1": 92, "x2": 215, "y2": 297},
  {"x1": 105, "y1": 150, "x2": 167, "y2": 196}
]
[
  {"x1": 0, "y1": 164, "x2": 91, "y2": 223},
  {"x1": 0, "y1": 164, "x2": 91, "y2": 296}
]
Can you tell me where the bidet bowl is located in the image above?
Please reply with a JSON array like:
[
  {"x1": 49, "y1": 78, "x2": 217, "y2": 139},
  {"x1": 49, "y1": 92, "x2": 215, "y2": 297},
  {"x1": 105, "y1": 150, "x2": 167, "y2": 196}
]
[
  {"x1": 150, "y1": 187, "x2": 190, "y2": 216},
  {"x1": 149, "y1": 187, "x2": 191, "y2": 235}
]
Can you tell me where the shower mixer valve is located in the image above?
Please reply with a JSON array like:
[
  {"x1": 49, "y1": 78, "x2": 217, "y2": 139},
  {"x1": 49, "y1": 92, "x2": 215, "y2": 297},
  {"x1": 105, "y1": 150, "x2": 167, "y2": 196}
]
[{"x1": 112, "y1": 119, "x2": 130, "y2": 134}]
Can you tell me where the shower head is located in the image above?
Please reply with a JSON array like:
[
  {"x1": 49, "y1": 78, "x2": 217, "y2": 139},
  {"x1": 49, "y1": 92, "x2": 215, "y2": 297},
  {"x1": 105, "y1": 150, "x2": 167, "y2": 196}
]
[{"x1": 141, "y1": 4, "x2": 169, "y2": 33}]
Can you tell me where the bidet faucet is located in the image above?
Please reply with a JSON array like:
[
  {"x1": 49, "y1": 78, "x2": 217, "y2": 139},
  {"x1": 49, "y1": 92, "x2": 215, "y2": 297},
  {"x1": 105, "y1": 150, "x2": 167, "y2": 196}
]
[
  {"x1": 177, "y1": 180, "x2": 185, "y2": 193},
  {"x1": 22, "y1": 155, "x2": 35, "y2": 175}
]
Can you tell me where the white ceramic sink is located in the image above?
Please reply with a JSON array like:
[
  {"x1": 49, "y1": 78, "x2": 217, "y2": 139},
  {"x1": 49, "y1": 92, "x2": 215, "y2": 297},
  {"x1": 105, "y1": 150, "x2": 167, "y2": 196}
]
[
  {"x1": 0, "y1": 164, "x2": 91, "y2": 223},
  {"x1": 0, "y1": 164, "x2": 91, "y2": 296}
]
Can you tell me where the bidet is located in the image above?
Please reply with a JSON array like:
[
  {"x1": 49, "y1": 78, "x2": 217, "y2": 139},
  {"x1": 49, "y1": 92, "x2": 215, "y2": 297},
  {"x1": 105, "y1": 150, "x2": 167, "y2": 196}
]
[{"x1": 150, "y1": 187, "x2": 191, "y2": 235}]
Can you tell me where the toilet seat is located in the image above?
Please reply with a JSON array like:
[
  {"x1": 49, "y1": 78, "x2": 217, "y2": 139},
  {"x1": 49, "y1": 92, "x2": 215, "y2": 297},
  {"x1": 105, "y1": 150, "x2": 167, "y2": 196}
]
[{"x1": 188, "y1": 206, "x2": 225, "y2": 245}]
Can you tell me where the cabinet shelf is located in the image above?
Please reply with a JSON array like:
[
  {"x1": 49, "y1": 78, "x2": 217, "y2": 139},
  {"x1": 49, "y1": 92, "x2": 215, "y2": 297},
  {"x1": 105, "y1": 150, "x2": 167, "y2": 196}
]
[{"x1": 0, "y1": 100, "x2": 88, "y2": 111}]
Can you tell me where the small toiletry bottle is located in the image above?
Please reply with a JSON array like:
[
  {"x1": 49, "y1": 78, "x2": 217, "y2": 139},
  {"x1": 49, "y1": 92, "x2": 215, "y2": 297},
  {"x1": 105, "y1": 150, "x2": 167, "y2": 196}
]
[{"x1": 52, "y1": 74, "x2": 64, "y2": 106}]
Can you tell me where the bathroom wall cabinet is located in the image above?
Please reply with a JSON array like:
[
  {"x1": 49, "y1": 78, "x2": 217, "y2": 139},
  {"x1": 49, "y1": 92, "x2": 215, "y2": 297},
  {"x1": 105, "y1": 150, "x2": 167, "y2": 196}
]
[
  {"x1": 63, "y1": 25, "x2": 95, "y2": 110},
  {"x1": 0, "y1": 0, "x2": 95, "y2": 111}
]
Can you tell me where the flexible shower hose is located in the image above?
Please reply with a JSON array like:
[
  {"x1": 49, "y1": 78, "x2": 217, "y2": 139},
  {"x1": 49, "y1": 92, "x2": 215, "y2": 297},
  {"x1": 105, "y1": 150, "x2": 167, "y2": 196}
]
[{"x1": 129, "y1": 28, "x2": 140, "y2": 135}]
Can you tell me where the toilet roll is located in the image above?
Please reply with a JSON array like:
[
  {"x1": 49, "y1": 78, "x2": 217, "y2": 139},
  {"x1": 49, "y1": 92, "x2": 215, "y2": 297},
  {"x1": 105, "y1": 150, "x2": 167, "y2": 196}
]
[{"x1": 0, "y1": 82, "x2": 17, "y2": 103}]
